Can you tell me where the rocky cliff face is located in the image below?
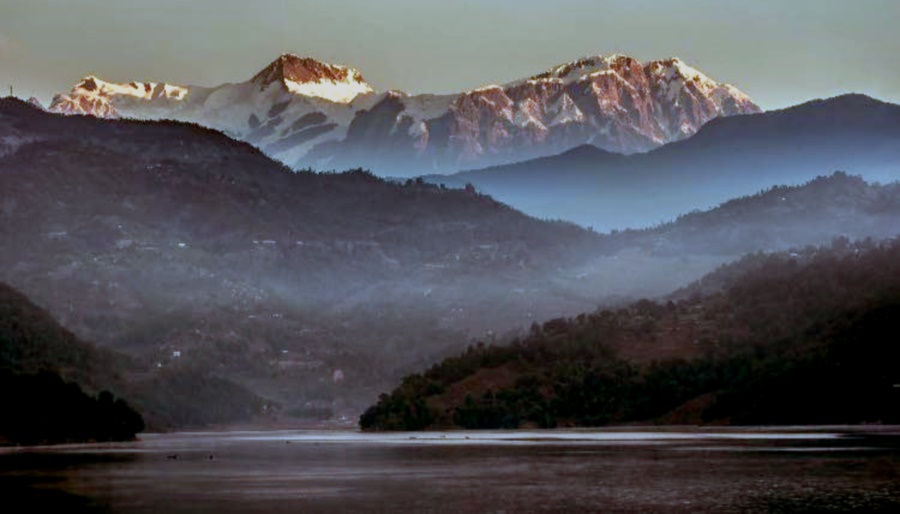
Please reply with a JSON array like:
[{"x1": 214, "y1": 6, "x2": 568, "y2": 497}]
[{"x1": 49, "y1": 53, "x2": 759, "y2": 176}]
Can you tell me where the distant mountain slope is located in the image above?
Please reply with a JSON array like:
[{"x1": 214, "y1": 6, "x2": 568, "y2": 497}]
[
  {"x1": 0, "y1": 98, "x2": 606, "y2": 422},
  {"x1": 47, "y1": 53, "x2": 758, "y2": 176},
  {"x1": 361, "y1": 238, "x2": 900, "y2": 430},
  {"x1": 599, "y1": 172, "x2": 900, "y2": 255},
  {"x1": 430, "y1": 94, "x2": 900, "y2": 230}
]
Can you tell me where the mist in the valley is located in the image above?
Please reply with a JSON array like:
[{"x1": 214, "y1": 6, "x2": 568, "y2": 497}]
[{"x1": 2, "y1": 97, "x2": 900, "y2": 430}]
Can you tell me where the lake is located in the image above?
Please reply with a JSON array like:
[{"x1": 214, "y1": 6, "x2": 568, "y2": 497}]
[{"x1": 2, "y1": 427, "x2": 899, "y2": 513}]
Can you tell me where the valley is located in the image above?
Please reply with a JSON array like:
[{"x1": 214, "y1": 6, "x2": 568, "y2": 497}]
[
  {"x1": 2, "y1": 95, "x2": 899, "y2": 431},
  {"x1": 5, "y1": 2, "x2": 900, "y2": 512}
]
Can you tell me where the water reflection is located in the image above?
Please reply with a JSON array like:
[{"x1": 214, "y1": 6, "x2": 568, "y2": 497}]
[{"x1": 1, "y1": 427, "x2": 899, "y2": 513}]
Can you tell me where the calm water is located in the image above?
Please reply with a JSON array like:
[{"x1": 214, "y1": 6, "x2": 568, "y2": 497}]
[{"x1": 2, "y1": 427, "x2": 900, "y2": 513}]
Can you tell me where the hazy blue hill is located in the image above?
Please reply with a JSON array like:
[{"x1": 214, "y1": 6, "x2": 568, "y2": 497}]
[
  {"x1": 429, "y1": 94, "x2": 900, "y2": 231},
  {"x1": 598, "y1": 172, "x2": 900, "y2": 256}
]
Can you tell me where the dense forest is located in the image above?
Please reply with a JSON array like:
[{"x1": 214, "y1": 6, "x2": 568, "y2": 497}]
[
  {"x1": 0, "y1": 370, "x2": 144, "y2": 445},
  {"x1": 360, "y1": 237, "x2": 900, "y2": 430}
]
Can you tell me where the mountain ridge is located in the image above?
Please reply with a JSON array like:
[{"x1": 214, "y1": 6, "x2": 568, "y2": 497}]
[
  {"x1": 432, "y1": 93, "x2": 900, "y2": 230},
  {"x1": 46, "y1": 52, "x2": 759, "y2": 176}
]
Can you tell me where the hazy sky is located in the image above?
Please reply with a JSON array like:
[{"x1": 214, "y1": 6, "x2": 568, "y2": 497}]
[{"x1": 1, "y1": 0, "x2": 898, "y2": 110}]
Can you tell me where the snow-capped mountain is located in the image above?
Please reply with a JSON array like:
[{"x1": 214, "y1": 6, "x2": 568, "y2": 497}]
[
  {"x1": 49, "y1": 53, "x2": 759, "y2": 176},
  {"x1": 250, "y1": 54, "x2": 373, "y2": 103},
  {"x1": 49, "y1": 76, "x2": 189, "y2": 117}
]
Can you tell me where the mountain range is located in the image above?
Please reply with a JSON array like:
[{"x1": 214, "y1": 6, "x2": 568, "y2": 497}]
[
  {"x1": 430, "y1": 94, "x2": 900, "y2": 230},
  {"x1": 47, "y1": 53, "x2": 758, "y2": 176},
  {"x1": 4, "y1": 91, "x2": 899, "y2": 426}
]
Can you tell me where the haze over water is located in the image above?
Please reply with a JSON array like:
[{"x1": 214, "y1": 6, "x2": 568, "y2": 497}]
[{"x1": 2, "y1": 427, "x2": 899, "y2": 513}]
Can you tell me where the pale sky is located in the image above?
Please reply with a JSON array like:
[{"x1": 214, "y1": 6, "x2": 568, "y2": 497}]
[{"x1": 1, "y1": 0, "x2": 898, "y2": 110}]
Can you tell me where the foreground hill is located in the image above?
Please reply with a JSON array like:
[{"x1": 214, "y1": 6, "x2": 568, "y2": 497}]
[
  {"x1": 429, "y1": 94, "x2": 900, "y2": 230},
  {"x1": 0, "y1": 279, "x2": 261, "y2": 431},
  {"x1": 47, "y1": 53, "x2": 757, "y2": 175},
  {"x1": 360, "y1": 238, "x2": 900, "y2": 429},
  {"x1": 0, "y1": 98, "x2": 606, "y2": 424},
  {"x1": 0, "y1": 282, "x2": 144, "y2": 444}
]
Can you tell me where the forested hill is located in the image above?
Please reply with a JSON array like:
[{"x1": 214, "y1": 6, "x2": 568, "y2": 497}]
[
  {"x1": 360, "y1": 237, "x2": 900, "y2": 430},
  {"x1": 0, "y1": 280, "x2": 265, "y2": 433},
  {"x1": 0, "y1": 281, "x2": 126, "y2": 389},
  {"x1": 0, "y1": 282, "x2": 144, "y2": 444}
]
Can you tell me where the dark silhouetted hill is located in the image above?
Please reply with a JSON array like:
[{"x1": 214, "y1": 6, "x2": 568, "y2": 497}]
[
  {"x1": 0, "y1": 280, "x2": 263, "y2": 431},
  {"x1": 0, "y1": 282, "x2": 143, "y2": 444}
]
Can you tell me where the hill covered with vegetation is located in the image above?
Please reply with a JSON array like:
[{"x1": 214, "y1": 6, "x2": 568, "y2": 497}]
[
  {"x1": 0, "y1": 282, "x2": 144, "y2": 444},
  {"x1": 361, "y1": 237, "x2": 900, "y2": 429},
  {"x1": 0, "y1": 279, "x2": 265, "y2": 432}
]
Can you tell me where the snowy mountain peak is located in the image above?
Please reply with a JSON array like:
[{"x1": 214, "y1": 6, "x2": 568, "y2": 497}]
[
  {"x1": 79, "y1": 76, "x2": 100, "y2": 91},
  {"x1": 643, "y1": 57, "x2": 757, "y2": 115},
  {"x1": 71, "y1": 75, "x2": 189, "y2": 101},
  {"x1": 647, "y1": 57, "x2": 714, "y2": 86},
  {"x1": 250, "y1": 54, "x2": 374, "y2": 103},
  {"x1": 49, "y1": 74, "x2": 190, "y2": 119},
  {"x1": 519, "y1": 54, "x2": 733, "y2": 91},
  {"x1": 46, "y1": 52, "x2": 759, "y2": 174},
  {"x1": 524, "y1": 54, "x2": 641, "y2": 85}
]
